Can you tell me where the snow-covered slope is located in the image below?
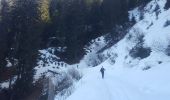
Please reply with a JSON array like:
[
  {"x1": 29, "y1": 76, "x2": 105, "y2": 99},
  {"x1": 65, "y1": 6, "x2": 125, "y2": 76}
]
[
  {"x1": 66, "y1": 62, "x2": 170, "y2": 100},
  {"x1": 64, "y1": 0, "x2": 170, "y2": 100}
]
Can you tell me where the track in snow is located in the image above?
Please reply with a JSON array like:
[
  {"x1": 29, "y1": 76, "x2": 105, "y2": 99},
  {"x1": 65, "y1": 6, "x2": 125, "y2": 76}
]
[{"x1": 66, "y1": 67, "x2": 147, "y2": 100}]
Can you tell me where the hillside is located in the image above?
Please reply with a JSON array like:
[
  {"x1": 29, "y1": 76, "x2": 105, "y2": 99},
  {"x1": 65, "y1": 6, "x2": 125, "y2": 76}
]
[{"x1": 65, "y1": 0, "x2": 170, "y2": 100}]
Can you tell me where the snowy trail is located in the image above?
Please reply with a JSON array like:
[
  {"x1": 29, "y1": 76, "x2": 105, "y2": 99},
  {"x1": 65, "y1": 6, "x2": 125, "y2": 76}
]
[
  {"x1": 103, "y1": 70, "x2": 144, "y2": 100},
  {"x1": 67, "y1": 67, "x2": 144, "y2": 100},
  {"x1": 66, "y1": 65, "x2": 170, "y2": 100}
]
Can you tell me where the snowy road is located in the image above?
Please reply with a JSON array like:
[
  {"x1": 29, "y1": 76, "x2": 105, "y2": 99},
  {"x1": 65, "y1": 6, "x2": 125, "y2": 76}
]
[{"x1": 66, "y1": 65, "x2": 170, "y2": 100}]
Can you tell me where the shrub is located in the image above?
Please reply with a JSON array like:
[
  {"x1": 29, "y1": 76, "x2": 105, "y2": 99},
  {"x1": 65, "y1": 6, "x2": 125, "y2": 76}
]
[
  {"x1": 55, "y1": 74, "x2": 73, "y2": 94},
  {"x1": 165, "y1": 44, "x2": 170, "y2": 56},
  {"x1": 129, "y1": 32, "x2": 151, "y2": 59},
  {"x1": 130, "y1": 46, "x2": 151, "y2": 59},
  {"x1": 164, "y1": 20, "x2": 170, "y2": 27},
  {"x1": 158, "y1": 61, "x2": 162, "y2": 64},
  {"x1": 143, "y1": 66, "x2": 151, "y2": 70},
  {"x1": 54, "y1": 68, "x2": 82, "y2": 99},
  {"x1": 109, "y1": 53, "x2": 118, "y2": 65},
  {"x1": 68, "y1": 67, "x2": 82, "y2": 81}
]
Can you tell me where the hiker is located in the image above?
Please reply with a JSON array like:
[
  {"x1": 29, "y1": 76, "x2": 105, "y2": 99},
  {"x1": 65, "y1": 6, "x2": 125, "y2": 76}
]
[{"x1": 100, "y1": 66, "x2": 105, "y2": 79}]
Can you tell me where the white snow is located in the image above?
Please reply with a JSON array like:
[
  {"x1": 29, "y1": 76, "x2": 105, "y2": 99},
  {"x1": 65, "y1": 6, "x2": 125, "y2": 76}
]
[
  {"x1": 34, "y1": 48, "x2": 68, "y2": 80},
  {"x1": 62, "y1": 0, "x2": 170, "y2": 100},
  {"x1": 6, "y1": 59, "x2": 12, "y2": 68},
  {"x1": 80, "y1": 36, "x2": 107, "y2": 67},
  {"x1": 66, "y1": 61, "x2": 170, "y2": 100},
  {"x1": 0, "y1": 76, "x2": 17, "y2": 88}
]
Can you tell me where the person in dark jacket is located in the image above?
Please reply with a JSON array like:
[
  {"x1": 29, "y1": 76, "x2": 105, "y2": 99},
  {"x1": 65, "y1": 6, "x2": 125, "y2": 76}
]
[{"x1": 100, "y1": 66, "x2": 105, "y2": 79}]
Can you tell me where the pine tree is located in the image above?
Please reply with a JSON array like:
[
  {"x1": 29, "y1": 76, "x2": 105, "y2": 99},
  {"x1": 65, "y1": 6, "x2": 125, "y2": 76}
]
[{"x1": 2, "y1": 0, "x2": 44, "y2": 99}]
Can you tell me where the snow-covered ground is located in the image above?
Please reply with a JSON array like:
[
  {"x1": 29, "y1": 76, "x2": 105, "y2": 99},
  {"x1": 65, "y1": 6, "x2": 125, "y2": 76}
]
[
  {"x1": 66, "y1": 61, "x2": 170, "y2": 100},
  {"x1": 64, "y1": 0, "x2": 170, "y2": 100}
]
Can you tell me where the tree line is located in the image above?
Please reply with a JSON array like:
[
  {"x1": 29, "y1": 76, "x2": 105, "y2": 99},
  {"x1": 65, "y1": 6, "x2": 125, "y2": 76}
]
[{"x1": 43, "y1": 0, "x2": 151, "y2": 64}]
